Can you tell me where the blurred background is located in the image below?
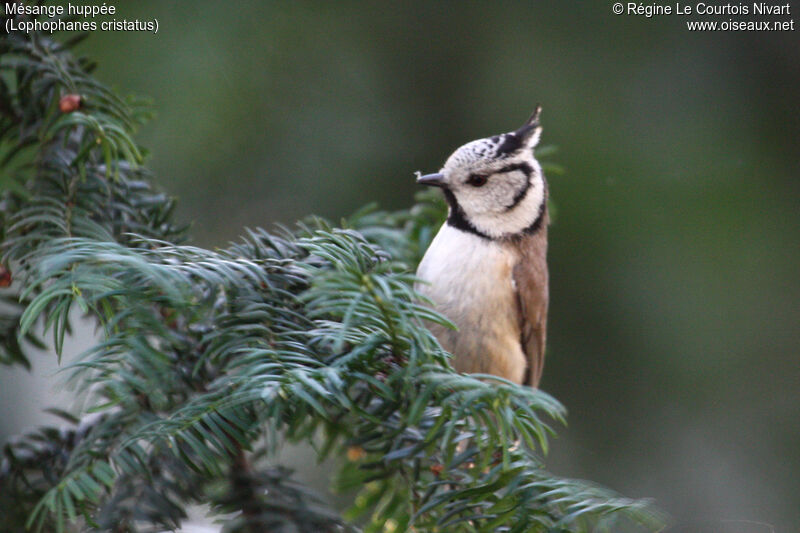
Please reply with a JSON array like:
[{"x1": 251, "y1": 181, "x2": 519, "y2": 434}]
[{"x1": 1, "y1": 1, "x2": 798, "y2": 531}]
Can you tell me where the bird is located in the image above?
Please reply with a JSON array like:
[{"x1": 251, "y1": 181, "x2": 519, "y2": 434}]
[{"x1": 415, "y1": 107, "x2": 549, "y2": 387}]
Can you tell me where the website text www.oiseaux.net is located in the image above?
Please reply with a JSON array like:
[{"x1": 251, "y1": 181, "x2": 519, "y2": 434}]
[
  {"x1": 615, "y1": 2, "x2": 796, "y2": 32},
  {"x1": 686, "y1": 18, "x2": 794, "y2": 30}
]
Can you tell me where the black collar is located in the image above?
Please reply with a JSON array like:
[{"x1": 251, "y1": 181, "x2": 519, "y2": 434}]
[{"x1": 443, "y1": 185, "x2": 547, "y2": 242}]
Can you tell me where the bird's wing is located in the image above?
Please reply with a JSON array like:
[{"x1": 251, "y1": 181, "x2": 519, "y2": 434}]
[{"x1": 512, "y1": 226, "x2": 549, "y2": 388}]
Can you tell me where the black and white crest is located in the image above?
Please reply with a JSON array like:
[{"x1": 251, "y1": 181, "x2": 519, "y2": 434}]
[{"x1": 494, "y1": 106, "x2": 543, "y2": 157}]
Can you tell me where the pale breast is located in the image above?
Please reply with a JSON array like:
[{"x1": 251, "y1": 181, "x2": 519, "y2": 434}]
[{"x1": 415, "y1": 224, "x2": 526, "y2": 381}]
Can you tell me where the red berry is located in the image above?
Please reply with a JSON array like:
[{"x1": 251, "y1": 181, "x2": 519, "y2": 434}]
[
  {"x1": 0, "y1": 265, "x2": 11, "y2": 288},
  {"x1": 59, "y1": 94, "x2": 82, "y2": 113}
]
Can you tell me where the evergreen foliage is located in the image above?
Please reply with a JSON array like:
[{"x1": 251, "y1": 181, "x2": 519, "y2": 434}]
[{"x1": 0, "y1": 12, "x2": 665, "y2": 532}]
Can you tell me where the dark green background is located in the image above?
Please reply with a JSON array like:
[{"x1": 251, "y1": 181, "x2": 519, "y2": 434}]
[{"x1": 3, "y1": 2, "x2": 799, "y2": 531}]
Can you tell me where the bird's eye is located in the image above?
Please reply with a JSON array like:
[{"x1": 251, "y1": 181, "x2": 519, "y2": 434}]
[{"x1": 467, "y1": 174, "x2": 488, "y2": 187}]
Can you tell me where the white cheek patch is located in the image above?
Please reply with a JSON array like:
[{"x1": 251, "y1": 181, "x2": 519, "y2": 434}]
[
  {"x1": 471, "y1": 182, "x2": 544, "y2": 238},
  {"x1": 494, "y1": 172, "x2": 528, "y2": 210},
  {"x1": 458, "y1": 169, "x2": 522, "y2": 212},
  {"x1": 456, "y1": 164, "x2": 545, "y2": 239}
]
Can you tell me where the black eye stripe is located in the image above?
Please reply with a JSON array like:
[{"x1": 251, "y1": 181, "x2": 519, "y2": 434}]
[
  {"x1": 466, "y1": 163, "x2": 533, "y2": 188},
  {"x1": 503, "y1": 162, "x2": 535, "y2": 211},
  {"x1": 497, "y1": 162, "x2": 533, "y2": 177}
]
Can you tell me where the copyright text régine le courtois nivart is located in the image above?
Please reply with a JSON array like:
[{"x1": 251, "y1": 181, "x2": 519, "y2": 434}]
[
  {"x1": 616, "y1": 2, "x2": 795, "y2": 31},
  {"x1": 5, "y1": 2, "x2": 158, "y2": 34}
]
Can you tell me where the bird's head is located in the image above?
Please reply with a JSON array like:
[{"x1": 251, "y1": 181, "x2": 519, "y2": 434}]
[{"x1": 417, "y1": 107, "x2": 546, "y2": 240}]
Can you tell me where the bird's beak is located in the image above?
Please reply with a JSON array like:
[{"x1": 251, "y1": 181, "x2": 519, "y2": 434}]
[{"x1": 416, "y1": 172, "x2": 446, "y2": 188}]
